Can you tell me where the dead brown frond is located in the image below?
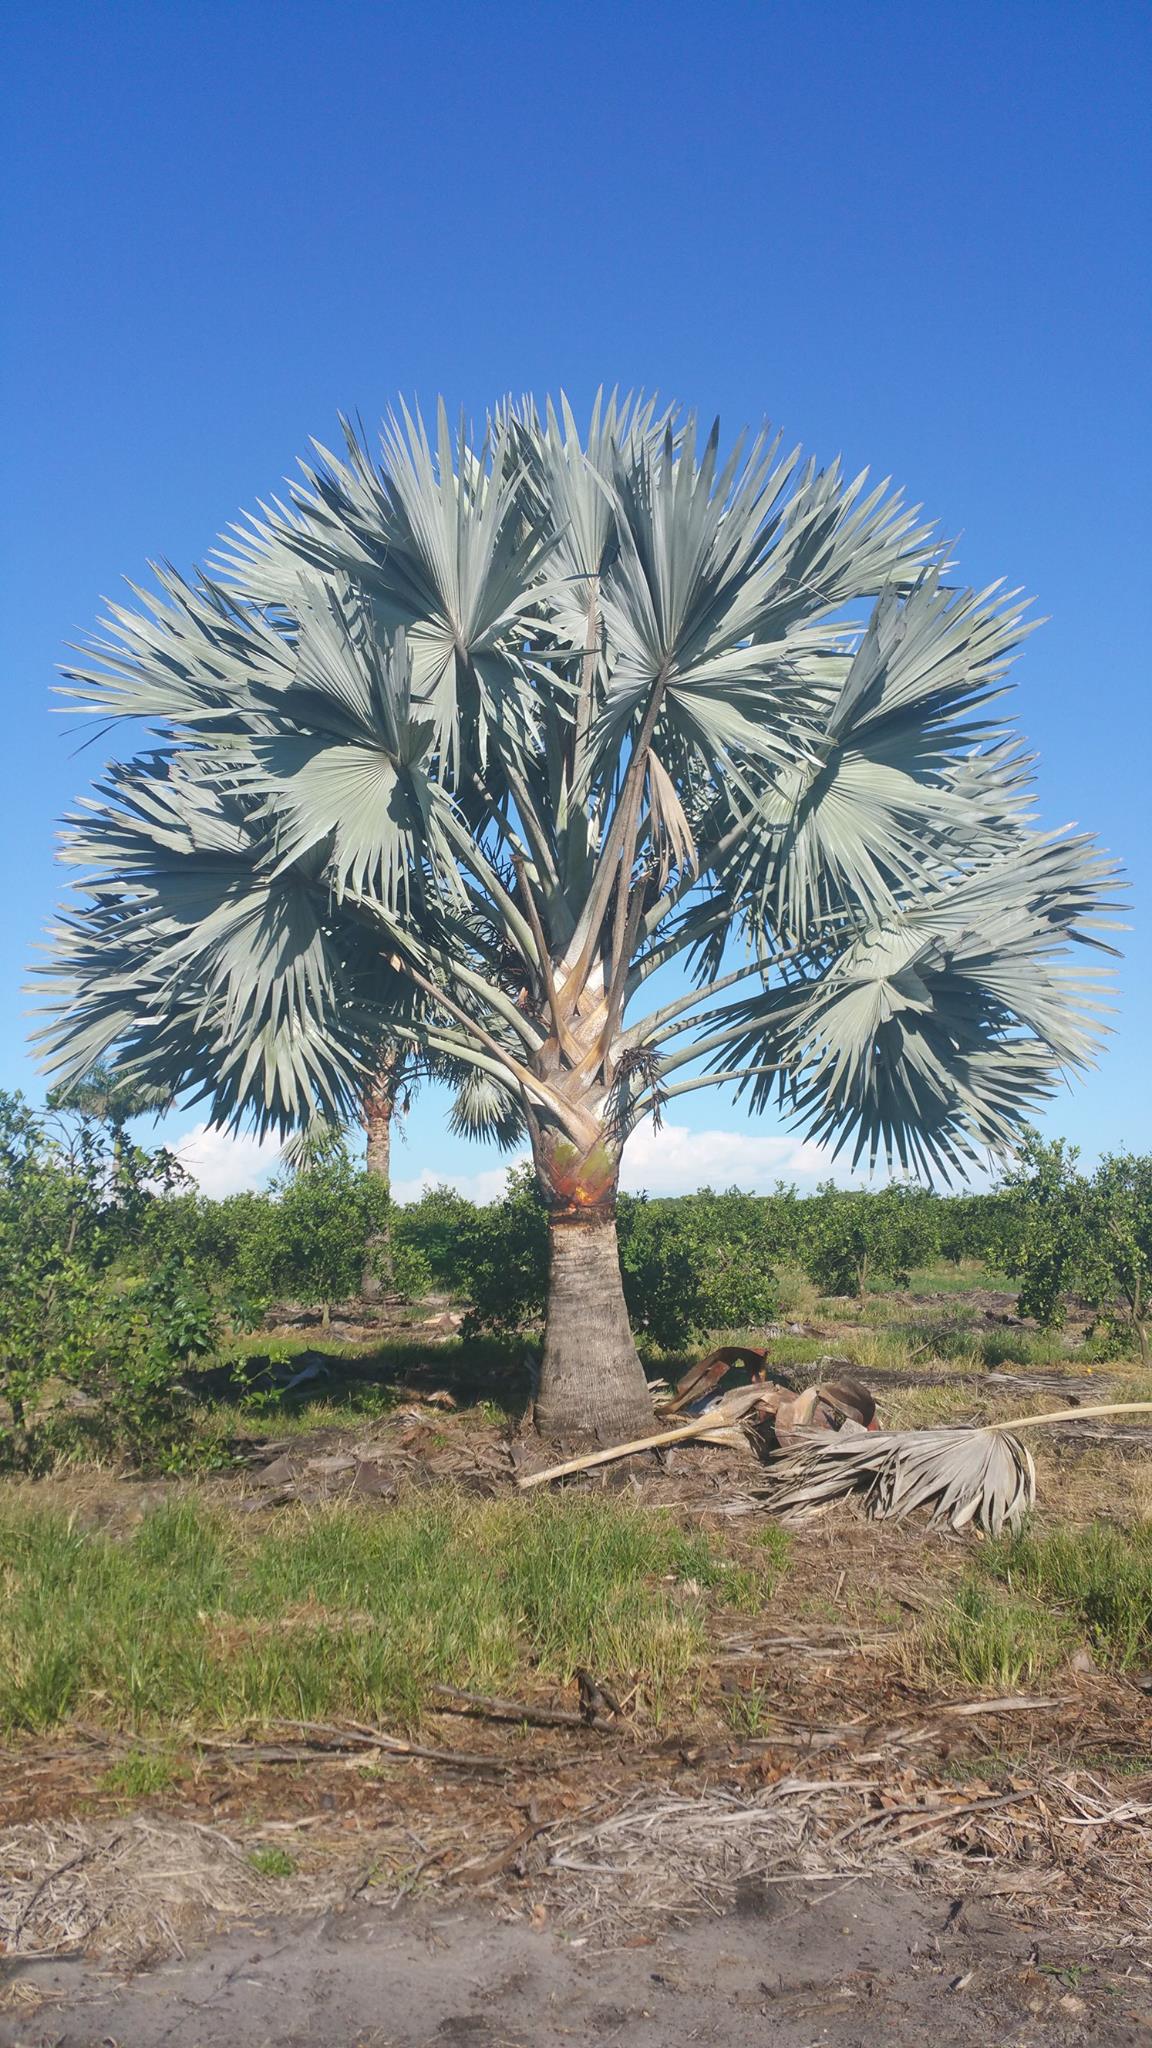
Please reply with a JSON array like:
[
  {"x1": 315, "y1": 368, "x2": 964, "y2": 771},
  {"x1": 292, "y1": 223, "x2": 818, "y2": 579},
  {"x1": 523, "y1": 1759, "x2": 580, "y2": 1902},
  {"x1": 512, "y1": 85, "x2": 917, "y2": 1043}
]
[{"x1": 757, "y1": 1426, "x2": 1037, "y2": 1536}]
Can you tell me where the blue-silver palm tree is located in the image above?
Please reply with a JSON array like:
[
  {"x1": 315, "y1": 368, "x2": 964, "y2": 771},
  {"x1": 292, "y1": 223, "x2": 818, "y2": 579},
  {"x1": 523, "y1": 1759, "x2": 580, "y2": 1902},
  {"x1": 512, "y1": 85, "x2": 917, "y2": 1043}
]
[{"x1": 38, "y1": 394, "x2": 1119, "y2": 1436}]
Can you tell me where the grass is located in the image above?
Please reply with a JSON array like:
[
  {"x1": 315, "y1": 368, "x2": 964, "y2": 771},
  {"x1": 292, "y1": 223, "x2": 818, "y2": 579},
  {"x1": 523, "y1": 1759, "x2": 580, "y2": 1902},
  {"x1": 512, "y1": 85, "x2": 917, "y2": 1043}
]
[
  {"x1": 99, "y1": 1748, "x2": 180, "y2": 1799},
  {"x1": 919, "y1": 1579, "x2": 1068, "y2": 1691},
  {"x1": 0, "y1": 1491, "x2": 789, "y2": 1738},
  {"x1": 919, "y1": 1519, "x2": 1152, "y2": 1690},
  {"x1": 249, "y1": 1846, "x2": 295, "y2": 1878},
  {"x1": 987, "y1": 1522, "x2": 1152, "y2": 1671},
  {"x1": 905, "y1": 1260, "x2": 1014, "y2": 1294}
]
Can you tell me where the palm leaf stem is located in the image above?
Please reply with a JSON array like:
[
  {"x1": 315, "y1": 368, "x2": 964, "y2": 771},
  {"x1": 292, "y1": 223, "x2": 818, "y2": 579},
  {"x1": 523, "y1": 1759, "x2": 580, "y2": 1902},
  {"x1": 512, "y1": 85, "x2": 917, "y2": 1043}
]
[
  {"x1": 632, "y1": 1063, "x2": 786, "y2": 1114},
  {"x1": 390, "y1": 954, "x2": 591, "y2": 1142},
  {"x1": 996, "y1": 1400, "x2": 1152, "y2": 1431},
  {"x1": 438, "y1": 812, "x2": 538, "y2": 962},
  {"x1": 512, "y1": 854, "x2": 579, "y2": 1061},
  {"x1": 492, "y1": 744, "x2": 561, "y2": 895},
  {"x1": 621, "y1": 941, "x2": 820, "y2": 1046},
  {"x1": 563, "y1": 658, "x2": 673, "y2": 988},
  {"x1": 652, "y1": 1016, "x2": 788, "y2": 1079}
]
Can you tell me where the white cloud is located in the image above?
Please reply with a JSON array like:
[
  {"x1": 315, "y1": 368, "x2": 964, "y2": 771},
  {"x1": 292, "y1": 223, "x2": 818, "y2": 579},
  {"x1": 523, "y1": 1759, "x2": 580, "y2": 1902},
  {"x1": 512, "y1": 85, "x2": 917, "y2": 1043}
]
[
  {"x1": 619, "y1": 1119, "x2": 837, "y2": 1196},
  {"x1": 392, "y1": 1162, "x2": 527, "y2": 1207},
  {"x1": 173, "y1": 1122, "x2": 283, "y2": 1198}
]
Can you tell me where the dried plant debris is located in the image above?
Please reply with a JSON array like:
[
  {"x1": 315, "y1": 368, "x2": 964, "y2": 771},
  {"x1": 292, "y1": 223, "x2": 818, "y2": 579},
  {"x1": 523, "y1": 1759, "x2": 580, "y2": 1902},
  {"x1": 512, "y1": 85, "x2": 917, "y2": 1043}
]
[
  {"x1": 0, "y1": 1818, "x2": 347, "y2": 1962},
  {"x1": 529, "y1": 1771, "x2": 1152, "y2": 1951},
  {"x1": 3, "y1": 1763, "x2": 1151, "y2": 1964},
  {"x1": 758, "y1": 1424, "x2": 1037, "y2": 1536}
]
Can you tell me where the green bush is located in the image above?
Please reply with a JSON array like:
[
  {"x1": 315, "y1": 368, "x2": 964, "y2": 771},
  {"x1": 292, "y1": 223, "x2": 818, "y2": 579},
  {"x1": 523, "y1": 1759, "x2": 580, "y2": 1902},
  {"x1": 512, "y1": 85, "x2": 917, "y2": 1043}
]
[
  {"x1": 617, "y1": 1189, "x2": 780, "y2": 1347},
  {"x1": 245, "y1": 1152, "x2": 392, "y2": 1322},
  {"x1": 0, "y1": 1090, "x2": 198, "y2": 1469},
  {"x1": 796, "y1": 1181, "x2": 940, "y2": 1297},
  {"x1": 999, "y1": 1136, "x2": 1152, "y2": 1360},
  {"x1": 391, "y1": 1182, "x2": 478, "y2": 1293},
  {"x1": 453, "y1": 1168, "x2": 548, "y2": 1336},
  {"x1": 388, "y1": 1240, "x2": 435, "y2": 1303}
]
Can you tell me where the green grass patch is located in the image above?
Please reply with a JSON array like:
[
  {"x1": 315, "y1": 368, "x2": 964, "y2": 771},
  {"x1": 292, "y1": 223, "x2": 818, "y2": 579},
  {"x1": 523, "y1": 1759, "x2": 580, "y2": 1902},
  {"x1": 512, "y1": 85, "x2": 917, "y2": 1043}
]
[
  {"x1": 921, "y1": 1579, "x2": 1068, "y2": 1691},
  {"x1": 905, "y1": 1261, "x2": 1013, "y2": 1295},
  {"x1": 249, "y1": 1845, "x2": 295, "y2": 1878},
  {"x1": 921, "y1": 1520, "x2": 1152, "y2": 1690},
  {"x1": 98, "y1": 1747, "x2": 180, "y2": 1799},
  {"x1": 985, "y1": 1522, "x2": 1152, "y2": 1671},
  {"x1": 0, "y1": 1492, "x2": 787, "y2": 1737}
]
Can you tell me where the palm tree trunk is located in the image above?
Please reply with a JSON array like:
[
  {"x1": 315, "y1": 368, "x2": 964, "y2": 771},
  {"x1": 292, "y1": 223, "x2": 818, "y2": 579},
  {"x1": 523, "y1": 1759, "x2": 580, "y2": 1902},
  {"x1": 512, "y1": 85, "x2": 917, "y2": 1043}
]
[
  {"x1": 533, "y1": 1213, "x2": 654, "y2": 1441},
  {"x1": 361, "y1": 1050, "x2": 399, "y2": 1300}
]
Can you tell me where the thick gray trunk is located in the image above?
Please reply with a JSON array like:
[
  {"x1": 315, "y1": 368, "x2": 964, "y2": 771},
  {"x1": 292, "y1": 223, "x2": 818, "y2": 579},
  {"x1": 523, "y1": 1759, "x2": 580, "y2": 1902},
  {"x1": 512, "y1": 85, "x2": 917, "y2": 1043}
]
[
  {"x1": 533, "y1": 1214, "x2": 654, "y2": 1441},
  {"x1": 361, "y1": 1061, "x2": 395, "y2": 1300}
]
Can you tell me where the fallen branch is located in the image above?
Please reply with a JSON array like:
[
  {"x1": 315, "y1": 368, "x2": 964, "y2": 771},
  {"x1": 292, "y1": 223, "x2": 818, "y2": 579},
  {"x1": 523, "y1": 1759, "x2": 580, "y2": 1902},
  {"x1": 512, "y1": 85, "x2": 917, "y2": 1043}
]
[
  {"x1": 431, "y1": 1684, "x2": 614, "y2": 1732},
  {"x1": 518, "y1": 1386, "x2": 774, "y2": 1488}
]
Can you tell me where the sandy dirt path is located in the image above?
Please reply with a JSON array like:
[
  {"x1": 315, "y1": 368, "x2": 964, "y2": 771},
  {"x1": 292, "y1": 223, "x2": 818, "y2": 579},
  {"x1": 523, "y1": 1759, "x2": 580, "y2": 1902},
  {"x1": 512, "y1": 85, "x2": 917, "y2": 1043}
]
[{"x1": 3, "y1": 1881, "x2": 1149, "y2": 2047}]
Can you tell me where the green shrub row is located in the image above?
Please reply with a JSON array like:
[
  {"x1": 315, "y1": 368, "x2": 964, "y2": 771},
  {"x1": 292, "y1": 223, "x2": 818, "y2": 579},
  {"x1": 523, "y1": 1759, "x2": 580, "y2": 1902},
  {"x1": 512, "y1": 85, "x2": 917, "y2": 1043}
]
[{"x1": 2, "y1": 1082, "x2": 1149, "y2": 1470}]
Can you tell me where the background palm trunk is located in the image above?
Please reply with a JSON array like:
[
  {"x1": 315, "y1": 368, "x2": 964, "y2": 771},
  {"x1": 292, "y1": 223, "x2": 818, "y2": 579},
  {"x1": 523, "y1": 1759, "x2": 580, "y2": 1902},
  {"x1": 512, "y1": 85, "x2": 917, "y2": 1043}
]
[
  {"x1": 361, "y1": 1049, "x2": 399, "y2": 1299},
  {"x1": 533, "y1": 1214, "x2": 654, "y2": 1440}
]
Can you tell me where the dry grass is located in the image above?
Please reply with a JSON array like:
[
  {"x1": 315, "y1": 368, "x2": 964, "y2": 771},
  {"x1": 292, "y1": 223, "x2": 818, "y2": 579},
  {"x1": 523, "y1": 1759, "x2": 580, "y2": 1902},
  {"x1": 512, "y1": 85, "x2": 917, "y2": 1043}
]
[{"x1": 0, "y1": 1817, "x2": 349, "y2": 1961}]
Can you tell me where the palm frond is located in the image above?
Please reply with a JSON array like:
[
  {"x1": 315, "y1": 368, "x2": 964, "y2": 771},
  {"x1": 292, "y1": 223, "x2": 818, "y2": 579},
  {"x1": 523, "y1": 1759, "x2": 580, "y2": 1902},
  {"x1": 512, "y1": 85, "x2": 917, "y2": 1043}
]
[{"x1": 758, "y1": 1425, "x2": 1036, "y2": 1536}]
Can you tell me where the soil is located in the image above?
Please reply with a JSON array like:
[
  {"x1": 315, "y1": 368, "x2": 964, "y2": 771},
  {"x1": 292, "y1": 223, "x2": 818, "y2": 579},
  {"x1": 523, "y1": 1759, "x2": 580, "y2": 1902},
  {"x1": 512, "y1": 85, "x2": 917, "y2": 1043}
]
[{"x1": 5, "y1": 1886, "x2": 1151, "y2": 2048}]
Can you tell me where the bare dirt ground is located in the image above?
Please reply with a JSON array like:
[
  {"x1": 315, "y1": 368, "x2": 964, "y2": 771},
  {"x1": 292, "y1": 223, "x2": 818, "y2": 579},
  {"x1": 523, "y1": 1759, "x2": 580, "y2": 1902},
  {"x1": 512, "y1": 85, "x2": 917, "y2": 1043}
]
[{"x1": 6, "y1": 1882, "x2": 1152, "y2": 2048}]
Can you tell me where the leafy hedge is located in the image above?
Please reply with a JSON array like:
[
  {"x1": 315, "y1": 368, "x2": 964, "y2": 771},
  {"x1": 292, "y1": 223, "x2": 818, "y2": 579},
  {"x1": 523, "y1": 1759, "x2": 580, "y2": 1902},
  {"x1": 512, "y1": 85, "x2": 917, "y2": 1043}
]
[{"x1": 3, "y1": 1079, "x2": 1149, "y2": 1469}]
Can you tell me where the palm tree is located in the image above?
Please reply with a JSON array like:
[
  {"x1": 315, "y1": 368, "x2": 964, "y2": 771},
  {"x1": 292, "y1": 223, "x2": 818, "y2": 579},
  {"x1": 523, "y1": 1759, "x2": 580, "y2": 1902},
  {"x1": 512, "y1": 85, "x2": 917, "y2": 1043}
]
[{"x1": 37, "y1": 395, "x2": 1119, "y2": 1437}]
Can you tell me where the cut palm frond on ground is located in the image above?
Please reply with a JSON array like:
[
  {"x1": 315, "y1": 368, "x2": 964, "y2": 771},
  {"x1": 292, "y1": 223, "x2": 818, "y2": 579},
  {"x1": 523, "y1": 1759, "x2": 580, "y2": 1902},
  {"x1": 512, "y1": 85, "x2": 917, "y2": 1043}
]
[
  {"x1": 522, "y1": 1399, "x2": 1152, "y2": 1533},
  {"x1": 757, "y1": 1401, "x2": 1152, "y2": 1536},
  {"x1": 761, "y1": 1425, "x2": 1036, "y2": 1535}
]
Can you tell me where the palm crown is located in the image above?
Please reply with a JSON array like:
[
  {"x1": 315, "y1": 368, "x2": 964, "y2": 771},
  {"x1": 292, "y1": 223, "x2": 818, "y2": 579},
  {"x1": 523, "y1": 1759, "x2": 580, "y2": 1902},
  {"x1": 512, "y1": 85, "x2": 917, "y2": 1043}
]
[{"x1": 38, "y1": 393, "x2": 1120, "y2": 1433}]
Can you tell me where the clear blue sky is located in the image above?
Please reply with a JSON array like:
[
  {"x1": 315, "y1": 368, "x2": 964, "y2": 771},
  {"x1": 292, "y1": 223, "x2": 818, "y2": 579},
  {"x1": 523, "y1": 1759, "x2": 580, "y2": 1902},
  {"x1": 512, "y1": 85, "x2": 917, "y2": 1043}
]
[{"x1": 3, "y1": 0, "x2": 1149, "y2": 1196}]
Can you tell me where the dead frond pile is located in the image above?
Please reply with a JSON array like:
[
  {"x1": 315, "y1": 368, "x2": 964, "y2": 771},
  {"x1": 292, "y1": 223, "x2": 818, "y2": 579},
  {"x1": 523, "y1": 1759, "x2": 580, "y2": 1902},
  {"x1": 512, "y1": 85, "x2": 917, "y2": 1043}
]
[
  {"x1": 535, "y1": 1772, "x2": 1152, "y2": 1950},
  {"x1": 758, "y1": 1424, "x2": 1037, "y2": 1535}
]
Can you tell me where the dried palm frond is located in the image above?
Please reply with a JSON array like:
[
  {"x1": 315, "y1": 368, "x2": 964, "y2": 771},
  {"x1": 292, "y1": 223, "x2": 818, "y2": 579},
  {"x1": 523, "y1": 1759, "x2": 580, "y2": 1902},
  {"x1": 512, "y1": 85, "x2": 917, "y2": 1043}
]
[
  {"x1": 757, "y1": 1401, "x2": 1152, "y2": 1537},
  {"x1": 759, "y1": 1425, "x2": 1036, "y2": 1536}
]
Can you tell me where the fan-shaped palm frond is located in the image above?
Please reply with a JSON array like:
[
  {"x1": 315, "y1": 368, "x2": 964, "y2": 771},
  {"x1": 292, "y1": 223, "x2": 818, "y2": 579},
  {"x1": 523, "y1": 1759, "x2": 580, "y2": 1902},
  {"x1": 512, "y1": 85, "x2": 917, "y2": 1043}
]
[{"x1": 758, "y1": 1425, "x2": 1036, "y2": 1536}]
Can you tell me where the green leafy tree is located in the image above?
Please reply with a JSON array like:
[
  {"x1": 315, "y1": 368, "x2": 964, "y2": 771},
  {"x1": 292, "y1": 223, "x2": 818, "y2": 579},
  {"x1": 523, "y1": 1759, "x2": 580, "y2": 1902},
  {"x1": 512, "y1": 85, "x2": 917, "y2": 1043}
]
[
  {"x1": 1003, "y1": 1137, "x2": 1151, "y2": 1359},
  {"x1": 936, "y1": 1190, "x2": 1008, "y2": 1268},
  {"x1": 798, "y1": 1180, "x2": 940, "y2": 1297},
  {"x1": 287, "y1": 1044, "x2": 524, "y2": 1300},
  {"x1": 453, "y1": 1167, "x2": 550, "y2": 1338},
  {"x1": 259, "y1": 1149, "x2": 393, "y2": 1324},
  {"x1": 1079, "y1": 1152, "x2": 1152, "y2": 1362},
  {"x1": 999, "y1": 1134, "x2": 1085, "y2": 1329},
  {"x1": 39, "y1": 395, "x2": 1119, "y2": 1436},
  {"x1": 393, "y1": 1181, "x2": 480, "y2": 1293},
  {"x1": 617, "y1": 1189, "x2": 780, "y2": 1347},
  {"x1": 0, "y1": 1090, "x2": 191, "y2": 1465}
]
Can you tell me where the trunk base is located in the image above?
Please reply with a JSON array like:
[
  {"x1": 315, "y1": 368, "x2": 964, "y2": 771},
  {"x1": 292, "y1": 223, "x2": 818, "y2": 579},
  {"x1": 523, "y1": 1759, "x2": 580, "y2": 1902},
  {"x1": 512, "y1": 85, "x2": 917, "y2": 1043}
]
[
  {"x1": 533, "y1": 1215, "x2": 654, "y2": 1442},
  {"x1": 361, "y1": 1236, "x2": 392, "y2": 1302}
]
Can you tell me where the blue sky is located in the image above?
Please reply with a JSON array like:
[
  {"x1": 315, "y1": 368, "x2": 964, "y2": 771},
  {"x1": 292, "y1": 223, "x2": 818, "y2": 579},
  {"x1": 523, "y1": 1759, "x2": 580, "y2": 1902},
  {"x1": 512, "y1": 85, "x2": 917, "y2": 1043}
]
[{"x1": 3, "y1": 0, "x2": 1149, "y2": 1199}]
